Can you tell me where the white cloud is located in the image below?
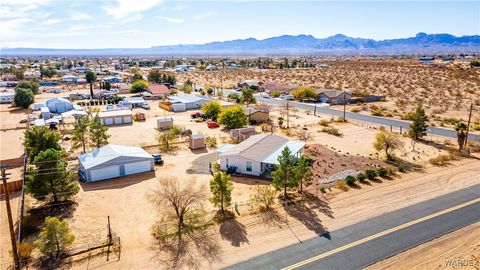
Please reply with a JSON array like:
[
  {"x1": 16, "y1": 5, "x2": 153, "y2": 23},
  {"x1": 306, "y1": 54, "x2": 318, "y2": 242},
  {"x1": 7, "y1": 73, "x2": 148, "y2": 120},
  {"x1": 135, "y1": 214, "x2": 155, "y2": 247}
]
[
  {"x1": 44, "y1": 19, "x2": 61, "y2": 25},
  {"x1": 68, "y1": 10, "x2": 92, "y2": 21},
  {"x1": 171, "y1": 5, "x2": 188, "y2": 11},
  {"x1": 195, "y1": 11, "x2": 216, "y2": 20},
  {"x1": 113, "y1": 29, "x2": 143, "y2": 34},
  {"x1": 104, "y1": 0, "x2": 163, "y2": 19},
  {"x1": 69, "y1": 24, "x2": 95, "y2": 32},
  {"x1": 157, "y1": 16, "x2": 184, "y2": 24}
]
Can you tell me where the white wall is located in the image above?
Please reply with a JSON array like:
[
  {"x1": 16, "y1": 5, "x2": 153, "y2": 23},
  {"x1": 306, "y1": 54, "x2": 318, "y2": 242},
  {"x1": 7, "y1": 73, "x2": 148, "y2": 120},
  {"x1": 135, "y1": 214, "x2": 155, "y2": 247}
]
[{"x1": 220, "y1": 155, "x2": 262, "y2": 176}]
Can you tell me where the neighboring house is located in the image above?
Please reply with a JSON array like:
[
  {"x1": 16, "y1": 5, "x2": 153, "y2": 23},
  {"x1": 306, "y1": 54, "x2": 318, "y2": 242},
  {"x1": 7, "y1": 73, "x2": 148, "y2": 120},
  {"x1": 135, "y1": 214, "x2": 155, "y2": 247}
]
[
  {"x1": 238, "y1": 80, "x2": 263, "y2": 90},
  {"x1": 262, "y1": 81, "x2": 297, "y2": 94},
  {"x1": 0, "y1": 92, "x2": 15, "y2": 104},
  {"x1": 1, "y1": 74, "x2": 17, "y2": 81},
  {"x1": 74, "y1": 67, "x2": 91, "y2": 73},
  {"x1": 61, "y1": 75, "x2": 79, "y2": 83},
  {"x1": 175, "y1": 65, "x2": 189, "y2": 72},
  {"x1": 78, "y1": 144, "x2": 154, "y2": 182},
  {"x1": 102, "y1": 76, "x2": 122, "y2": 83},
  {"x1": 244, "y1": 107, "x2": 269, "y2": 123},
  {"x1": 218, "y1": 134, "x2": 305, "y2": 177},
  {"x1": 93, "y1": 90, "x2": 116, "y2": 99},
  {"x1": 168, "y1": 93, "x2": 209, "y2": 112},
  {"x1": 316, "y1": 89, "x2": 352, "y2": 104},
  {"x1": 24, "y1": 71, "x2": 41, "y2": 80},
  {"x1": 45, "y1": 97, "x2": 74, "y2": 113},
  {"x1": 206, "y1": 65, "x2": 218, "y2": 71},
  {"x1": 147, "y1": 84, "x2": 169, "y2": 97},
  {"x1": 97, "y1": 110, "x2": 132, "y2": 126}
]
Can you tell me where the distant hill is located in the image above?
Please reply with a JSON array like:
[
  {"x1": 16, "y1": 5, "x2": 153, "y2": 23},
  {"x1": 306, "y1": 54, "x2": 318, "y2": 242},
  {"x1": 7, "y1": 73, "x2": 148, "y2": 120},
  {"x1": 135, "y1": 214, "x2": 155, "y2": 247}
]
[{"x1": 2, "y1": 33, "x2": 479, "y2": 56}]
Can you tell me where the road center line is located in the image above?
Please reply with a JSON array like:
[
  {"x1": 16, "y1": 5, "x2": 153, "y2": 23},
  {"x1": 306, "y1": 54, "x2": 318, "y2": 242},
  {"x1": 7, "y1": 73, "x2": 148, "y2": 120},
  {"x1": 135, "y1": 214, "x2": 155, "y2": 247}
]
[{"x1": 282, "y1": 197, "x2": 480, "y2": 270}]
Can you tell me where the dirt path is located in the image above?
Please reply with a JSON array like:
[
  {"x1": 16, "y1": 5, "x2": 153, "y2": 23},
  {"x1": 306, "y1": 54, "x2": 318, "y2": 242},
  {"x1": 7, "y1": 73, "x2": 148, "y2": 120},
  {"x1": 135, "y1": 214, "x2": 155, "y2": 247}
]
[
  {"x1": 65, "y1": 158, "x2": 479, "y2": 269},
  {"x1": 365, "y1": 222, "x2": 480, "y2": 270}
]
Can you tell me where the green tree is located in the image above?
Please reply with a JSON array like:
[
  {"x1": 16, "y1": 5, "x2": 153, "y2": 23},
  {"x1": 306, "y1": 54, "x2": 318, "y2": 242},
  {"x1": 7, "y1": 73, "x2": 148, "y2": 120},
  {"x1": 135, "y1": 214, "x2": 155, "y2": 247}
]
[
  {"x1": 373, "y1": 130, "x2": 404, "y2": 160},
  {"x1": 272, "y1": 147, "x2": 297, "y2": 197},
  {"x1": 148, "y1": 70, "x2": 162, "y2": 83},
  {"x1": 250, "y1": 185, "x2": 278, "y2": 211},
  {"x1": 157, "y1": 129, "x2": 176, "y2": 151},
  {"x1": 180, "y1": 83, "x2": 193, "y2": 94},
  {"x1": 292, "y1": 87, "x2": 317, "y2": 101},
  {"x1": 34, "y1": 217, "x2": 75, "y2": 259},
  {"x1": 295, "y1": 156, "x2": 313, "y2": 192},
  {"x1": 201, "y1": 101, "x2": 222, "y2": 119},
  {"x1": 209, "y1": 172, "x2": 233, "y2": 214},
  {"x1": 408, "y1": 104, "x2": 429, "y2": 150},
  {"x1": 241, "y1": 88, "x2": 256, "y2": 106},
  {"x1": 24, "y1": 126, "x2": 61, "y2": 161},
  {"x1": 217, "y1": 105, "x2": 248, "y2": 129},
  {"x1": 455, "y1": 122, "x2": 468, "y2": 151},
  {"x1": 130, "y1": 80, "x2": 148, "y2": 93},
  {"x1": 26, "y1": 148, "x2": 79, "y2": 203},
  {"x1": 71, "y1": 116, "x2": 90, "y2": 153},
  {"x1": 132, "y1": 71, "x2": 143, "y2": 82},
  {"x1": 89, "y1": 115, "x2": 110, "y2": 148},
  {"x1": 14, "y1": 88, "x2": 34, "y2": 108},
  {"x1": 85, "y1": 70, "x2": 97, "y2": 99},
  {"x1": 16, "y1": 80, "x2": 39, "y2": 94}
]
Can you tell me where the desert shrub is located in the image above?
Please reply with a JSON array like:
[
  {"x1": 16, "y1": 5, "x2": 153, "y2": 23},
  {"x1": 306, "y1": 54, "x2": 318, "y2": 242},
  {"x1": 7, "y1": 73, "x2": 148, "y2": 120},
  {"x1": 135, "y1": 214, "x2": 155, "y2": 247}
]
[
  {"x1": 335, "y1": 181, "x2": 349, "y2": 192},
  {"x1": 397, "y1": 165, "x2": 406, "y2": 173},
  {"x1": 321, "y1": 127, "x2": 342, "y2": 136},
  {"x1": 345, "y1": 175, "x2": 356, "y2": 186},
  {"x1": 260, "y1": 123, "x2": 269, "y2": 132},
  {"x1": 17, "y1": 240, "x2": 33, "y2": 260},
  {"x1": 428, "y1": 152, "x2": 460, "y2": 166},
  {"x1": 320, "y1": 187, "x2": 326, "y2": 193},
  {"x1": 376, "y1": 167, "x2": 388, "y2": 177},
  {"x1": 271, "y1": 91, "x2": 281, "y2": 98},
  {"x1": 206, "y1": 136, "x2": 217, "y2": 148},
  {"x1": 319, "y1": 119, "x2": 330, "y2": 126},
  {"x1": 356, "y1": 173, "x2": 367, "y2": 182},
  {"x1": 365, "y1": 169, "x2": 377, "y2": 180},
  {"x1": 351, "y1": 107, "x2": 361, "y2": 113}
]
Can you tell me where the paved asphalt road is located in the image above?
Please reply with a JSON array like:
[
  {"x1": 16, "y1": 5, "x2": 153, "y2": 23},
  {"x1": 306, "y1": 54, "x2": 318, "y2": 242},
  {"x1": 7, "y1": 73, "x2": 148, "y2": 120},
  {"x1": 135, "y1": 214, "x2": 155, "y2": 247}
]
[
  {"x1": 225, "y1": 184, "x2": 480, "y2": 270},
  {"x1": 252, "y1": 96, "x2": 480, "y2": 142}
]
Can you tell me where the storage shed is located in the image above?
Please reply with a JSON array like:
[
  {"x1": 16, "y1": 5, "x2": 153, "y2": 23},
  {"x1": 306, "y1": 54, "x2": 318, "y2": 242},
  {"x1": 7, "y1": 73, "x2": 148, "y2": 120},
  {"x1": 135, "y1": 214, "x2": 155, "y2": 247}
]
[
  {"x1": 97, "y1": 110, "x2": 132, "y2": 126},
  {"x1": 189, "y1": 134, "x2": 206, "y2": 150},
  {"x1": 78, "y1": 144, "x2": 154, "y2": 182},
  {"x1": 45, "y1": 97, "x2": 74, "y2": 113},
  {"x1": 157, "y1": 118, "x2": 173, "y2": 130}
]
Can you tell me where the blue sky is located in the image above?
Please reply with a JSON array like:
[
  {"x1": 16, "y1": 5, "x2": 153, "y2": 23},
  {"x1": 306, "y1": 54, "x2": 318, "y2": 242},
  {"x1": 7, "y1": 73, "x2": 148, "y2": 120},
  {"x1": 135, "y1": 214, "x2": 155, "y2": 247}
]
[{"x1": 1, "y1": 0, "x2": 478, "y2": 48}]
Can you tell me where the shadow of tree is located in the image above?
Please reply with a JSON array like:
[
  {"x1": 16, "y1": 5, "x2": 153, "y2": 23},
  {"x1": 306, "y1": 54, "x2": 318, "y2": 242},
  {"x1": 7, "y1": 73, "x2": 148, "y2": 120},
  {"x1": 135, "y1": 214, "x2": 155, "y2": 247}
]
[
  {"x1": 154, "y1": 229, "x2": 221, "y2": 269},
  {"x1": 22, "y1": 200, "x2": 78, "y2": 237},
  {"x1": 282, "y1": 193, "x2": 333, "y2": 237},
  {"x1": 255, "y1": 209, "x2": 285, "y2": 228},
  {"x1": 219, "y1": 217, "x2": 249, "y2": 247}
]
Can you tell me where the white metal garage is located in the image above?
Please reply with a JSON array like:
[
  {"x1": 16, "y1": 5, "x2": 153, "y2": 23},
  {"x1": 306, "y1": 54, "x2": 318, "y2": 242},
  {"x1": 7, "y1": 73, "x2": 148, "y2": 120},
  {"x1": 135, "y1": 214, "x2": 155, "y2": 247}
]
[
  {"x1": 98, "y1": 110, "x2": 133, "y2": 126},
  {"x1": 125, "y1": 161, "x2": 152, "y2": 175},
  {"x1": 78, "y1": 144, "x2": 154, "y2": 182},
  {"x1": 90, "y1": 166, "x2": 120, "y2": 181}
]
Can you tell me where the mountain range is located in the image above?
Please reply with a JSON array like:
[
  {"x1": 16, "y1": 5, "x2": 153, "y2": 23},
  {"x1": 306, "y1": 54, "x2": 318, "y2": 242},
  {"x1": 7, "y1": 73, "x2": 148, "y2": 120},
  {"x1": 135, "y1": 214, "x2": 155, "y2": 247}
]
[{"x1": 2, "y1": 33, "x2": 479, "y2": 56}]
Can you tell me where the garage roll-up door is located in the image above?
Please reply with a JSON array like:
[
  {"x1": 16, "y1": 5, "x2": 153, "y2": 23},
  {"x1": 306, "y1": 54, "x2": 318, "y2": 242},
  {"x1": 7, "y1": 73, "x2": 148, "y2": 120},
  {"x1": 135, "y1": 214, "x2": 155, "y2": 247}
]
[
  {"x1": 89, "y1": 166, "x2": 120, "y2": 181},
  {"x1": 114, "y1": 117, "x2": 123, "y2": 124},
  {"x1": 124, "y1": 161, "x2": 152, "y2": 175},
  {"x1": 123, "y1": 116, "x2": 132, "y2": 123},
  {"x1": 104, "y1": 118, "x2": 113, "y2": 125}
]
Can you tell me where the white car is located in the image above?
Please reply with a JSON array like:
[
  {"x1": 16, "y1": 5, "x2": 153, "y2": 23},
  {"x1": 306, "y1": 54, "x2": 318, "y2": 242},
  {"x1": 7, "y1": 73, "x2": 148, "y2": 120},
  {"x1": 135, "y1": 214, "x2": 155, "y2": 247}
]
[
  {"x1": 259, "y1": 93, "x2": 270, "y2": 98},
  {"x1": 280, "y1": 94, "x2": 294, "y2": 100}
]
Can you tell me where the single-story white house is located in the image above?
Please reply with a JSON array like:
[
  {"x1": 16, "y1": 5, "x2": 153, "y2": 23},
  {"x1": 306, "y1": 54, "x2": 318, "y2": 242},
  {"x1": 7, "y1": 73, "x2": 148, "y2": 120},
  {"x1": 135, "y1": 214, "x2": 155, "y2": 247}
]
[
  {"x1": 168, "y1": 94, "x2": 209, "y2": 112},
  {"x1": 217, "y1": 134, "x2": 305, "y2": 177},
  {"x1": 0, "y1": 92, "x2": 14, "y2": 104},
  {"x1": 45, "y1": 97, "x2": 74, "y2": 113},
  {"x1": 78, "y1": 144, "x2": 154, "y2": 182},
  {"x1": 61, "y1": 75, "x2": 79, "y2": 83}
]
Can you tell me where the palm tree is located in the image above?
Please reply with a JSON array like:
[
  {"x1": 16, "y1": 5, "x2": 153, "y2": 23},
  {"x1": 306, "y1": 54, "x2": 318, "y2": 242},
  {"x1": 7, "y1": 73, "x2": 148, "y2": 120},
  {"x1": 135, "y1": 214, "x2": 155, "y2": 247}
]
[
  {"x1": 455, "y1": 122, "x2": 468, "y2": 151},
  {"x1": 85, "y1": 71, "x2": 96, "y2": 99}
]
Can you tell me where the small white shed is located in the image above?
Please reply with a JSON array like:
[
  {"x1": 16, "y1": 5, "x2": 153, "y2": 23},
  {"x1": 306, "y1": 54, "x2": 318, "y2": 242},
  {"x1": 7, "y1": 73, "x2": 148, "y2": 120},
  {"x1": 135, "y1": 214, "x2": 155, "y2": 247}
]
[
  {"x1": 157, "y1": 118, "x2": 174, "y2": 130},
  {"x1": 189, "y1": 134, "x2": 206, "y2": 150}
]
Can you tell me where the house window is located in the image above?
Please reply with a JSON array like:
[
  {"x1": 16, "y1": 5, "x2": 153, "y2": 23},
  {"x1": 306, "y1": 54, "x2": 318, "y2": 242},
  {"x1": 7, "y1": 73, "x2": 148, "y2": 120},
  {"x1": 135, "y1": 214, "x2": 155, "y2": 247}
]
[{"x1": 246, "y1": 161, "x2": 252, "y2": 172}]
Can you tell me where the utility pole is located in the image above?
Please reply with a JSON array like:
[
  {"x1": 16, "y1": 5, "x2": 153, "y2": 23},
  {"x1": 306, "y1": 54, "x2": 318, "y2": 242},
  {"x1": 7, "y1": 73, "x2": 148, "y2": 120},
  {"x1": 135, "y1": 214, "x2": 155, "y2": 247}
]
[
  {"x1": 1, "y1": 166, "x2": 20, "y2": 270},
  {"x1": 465, "y1": 102, "x2": 473, "y2": 147}
]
